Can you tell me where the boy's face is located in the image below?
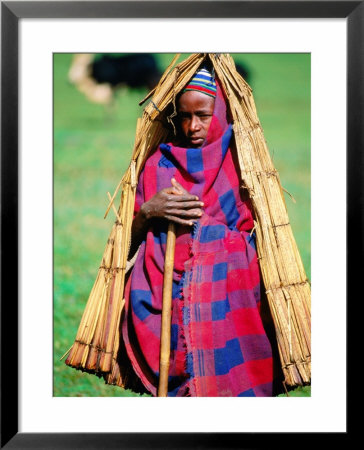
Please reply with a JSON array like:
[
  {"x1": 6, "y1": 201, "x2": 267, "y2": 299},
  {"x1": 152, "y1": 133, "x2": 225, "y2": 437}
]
[{"x1": 177, "y1": 90, "x2": 215, "y2": 148}]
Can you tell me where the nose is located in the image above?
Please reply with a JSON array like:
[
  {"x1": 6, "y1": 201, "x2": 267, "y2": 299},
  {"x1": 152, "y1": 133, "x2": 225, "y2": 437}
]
[{"x1": 189, "y1": 115, "x2": 201, "y2": 133}]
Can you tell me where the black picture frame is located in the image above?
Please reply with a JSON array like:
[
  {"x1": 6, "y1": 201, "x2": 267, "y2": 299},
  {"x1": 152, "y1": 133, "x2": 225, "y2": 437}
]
[{"x1": 1, "y1": 1, "x2": 359, "y2": 448}]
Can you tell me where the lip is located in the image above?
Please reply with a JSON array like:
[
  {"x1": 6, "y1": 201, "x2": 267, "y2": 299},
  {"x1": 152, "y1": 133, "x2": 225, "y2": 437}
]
[{"x1": 189, "y1": 137, "x2": 204, "y2": 145}]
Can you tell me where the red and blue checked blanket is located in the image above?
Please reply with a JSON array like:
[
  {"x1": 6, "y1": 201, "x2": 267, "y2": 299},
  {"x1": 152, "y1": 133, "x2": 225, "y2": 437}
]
[{"x1": 121, "y1": 79, "x2": 274, "y2": 396}]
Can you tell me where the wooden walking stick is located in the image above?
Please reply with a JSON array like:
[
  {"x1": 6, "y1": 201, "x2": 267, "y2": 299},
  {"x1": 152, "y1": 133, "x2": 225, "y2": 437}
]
[{"x1": 158, "y1": 221, "x2": 177, "y2": 397}]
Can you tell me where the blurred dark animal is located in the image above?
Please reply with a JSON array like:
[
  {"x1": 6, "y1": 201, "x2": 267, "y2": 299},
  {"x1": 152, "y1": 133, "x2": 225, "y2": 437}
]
[
  {"x1": 91, "y1": 54, "x2": 161, "y2": 91},
  {"x1": 235, "y1": 62, "x2": 250, "y2": 84},
  {"x1": 68, "y1": 53, "x2": 161, "y2": 105}
]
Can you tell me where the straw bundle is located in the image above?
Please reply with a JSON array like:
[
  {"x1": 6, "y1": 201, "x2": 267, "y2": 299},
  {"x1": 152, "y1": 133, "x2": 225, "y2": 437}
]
[
  {"x1": 64, "y1": 53, "x2": 310, "y2": 389},
  {"x1": 211, "y1": 54, "x2": 311, "y2": 385}
]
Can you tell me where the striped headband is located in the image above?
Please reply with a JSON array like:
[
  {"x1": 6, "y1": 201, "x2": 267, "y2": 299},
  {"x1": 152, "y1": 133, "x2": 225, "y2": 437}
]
[{"x1": 183, "y1": 68, "x2": 217, "y2": 98}]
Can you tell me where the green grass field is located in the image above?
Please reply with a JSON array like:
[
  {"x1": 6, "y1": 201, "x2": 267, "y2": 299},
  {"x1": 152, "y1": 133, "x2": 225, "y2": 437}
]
[{"x1": 54, "y1": 53, "x2": 310, "y2": 397}]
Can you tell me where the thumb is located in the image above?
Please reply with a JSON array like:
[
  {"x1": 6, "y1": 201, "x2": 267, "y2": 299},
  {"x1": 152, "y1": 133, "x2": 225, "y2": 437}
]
[
  {"x1": 171, "y1": 177, "x2": 186, "y2": 194},
  {"x1": 164, "y1": 185, "x2": 183, "y2": 196}
]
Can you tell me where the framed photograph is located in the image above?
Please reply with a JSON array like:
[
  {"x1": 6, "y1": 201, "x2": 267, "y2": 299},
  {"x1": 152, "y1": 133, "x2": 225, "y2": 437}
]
[{"x1": 2, "y1": 1, "x2": 359, "y2": 447}]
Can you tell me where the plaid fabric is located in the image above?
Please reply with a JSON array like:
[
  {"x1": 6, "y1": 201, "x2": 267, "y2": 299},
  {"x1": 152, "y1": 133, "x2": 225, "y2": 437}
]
[{"x1": 121, "y1": 79, "x2": 273, "y2": 396}]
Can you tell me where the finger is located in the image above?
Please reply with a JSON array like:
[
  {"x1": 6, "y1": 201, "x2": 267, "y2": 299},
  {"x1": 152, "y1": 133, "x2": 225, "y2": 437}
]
[
  {"x1": 167, "y1": 194, "x2": 201, "y2": 203},
  {"x1": 167, "y1": 208, "x2": 203, "y2": 218},
  {"x1": 184, "y1": 208, "x2": 204, "y2": 216},
  {"x1": 170, "y1": 178, "x2": 198, "y2": 199},
  {"x1": 170, "y1": 178, "x2": 187, "y2": 194},
  {"x1": 163, "y1": 187, "x2": 184, "y2": 196},
  {"x1": 168, "y1": 201, "x2": 204, "y2": 211},
  {"x1": 165, "y1": 215, "x2": 195, "y2": 227}
]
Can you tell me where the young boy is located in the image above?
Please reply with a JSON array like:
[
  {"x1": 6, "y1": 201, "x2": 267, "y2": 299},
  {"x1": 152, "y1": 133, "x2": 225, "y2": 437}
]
[{"x1": 121, "y1": 67, "x2": 274, "y2": 397}]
